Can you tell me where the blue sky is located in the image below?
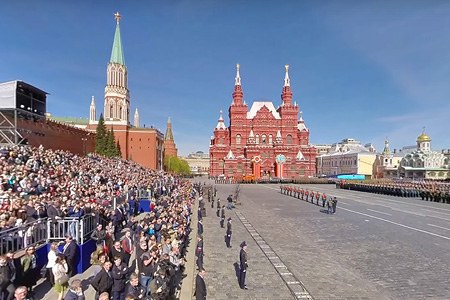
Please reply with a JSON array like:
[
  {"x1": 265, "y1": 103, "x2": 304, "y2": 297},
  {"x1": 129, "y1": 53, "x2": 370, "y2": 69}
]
[{"x1": 1, "y1": 1, "x2": 450, "y2": 155}]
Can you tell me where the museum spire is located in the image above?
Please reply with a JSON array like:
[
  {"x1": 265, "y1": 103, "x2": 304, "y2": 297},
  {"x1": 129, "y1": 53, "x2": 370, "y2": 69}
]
[
  {"x1": 281, "y1": 65, "x2": 293, "y2": 105},
  {"x1": 232, "y1": 64, "x2": 243, "y2": 105}
]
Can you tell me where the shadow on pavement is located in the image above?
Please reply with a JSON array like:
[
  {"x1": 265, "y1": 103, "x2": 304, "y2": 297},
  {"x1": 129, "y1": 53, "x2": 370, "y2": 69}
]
[
  {"x1": 233, "y1": 262, "x2": 240, "y2": 285},
  {"x1": 32, "y1": 279, "x2": 52, "y2": 299}
]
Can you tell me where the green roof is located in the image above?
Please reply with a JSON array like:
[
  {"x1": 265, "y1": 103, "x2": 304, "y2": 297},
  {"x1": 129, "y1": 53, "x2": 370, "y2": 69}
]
[
  {"x1": 49, "y1": 116, "x2": 89, "y2": 125},
  {"x1": 110, "y1": 22, "x2": 125, "y2": 65}
]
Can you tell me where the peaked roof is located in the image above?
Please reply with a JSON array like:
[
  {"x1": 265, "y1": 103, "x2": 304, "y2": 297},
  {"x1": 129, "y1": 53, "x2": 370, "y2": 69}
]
[
  {"x1": 247, "y1": 102, "x2": 281, "y2": 120},
  {"x1": 110, "y1": 15, "x2": 125, "y2": 66},
  {"x1": 165, "y1": 117, "x2": 174, "y2": 140},
  {"x1": 226, "y1": 149, "x2": 235, "y2": 160},
  {"x1": 216, "y1": 110, "x2": 227, "y2": 130},
  {"x1": 296, "y1": 150, "x2": 306, "y2": 161}
]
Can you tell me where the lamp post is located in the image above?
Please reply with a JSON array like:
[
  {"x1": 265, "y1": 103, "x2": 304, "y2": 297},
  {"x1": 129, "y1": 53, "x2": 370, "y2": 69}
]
[{"x1": 81, "y1": 137, "x2": 87, "y2": 156}]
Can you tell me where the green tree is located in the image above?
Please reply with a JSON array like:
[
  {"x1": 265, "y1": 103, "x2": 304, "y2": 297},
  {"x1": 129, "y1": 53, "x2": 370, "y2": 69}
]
[
  {"x1": 164, "y1": 156, "x2": 191, "y2": 175},
  {"x1": 116, "y1": 140, "x2": 122, "y2": 158},
  {"x1": 105, "y1": 129, "x2": 120, "y2": 157},
  {"x1": 95, "y1": 114, "x2": 107, "y2": 155}
]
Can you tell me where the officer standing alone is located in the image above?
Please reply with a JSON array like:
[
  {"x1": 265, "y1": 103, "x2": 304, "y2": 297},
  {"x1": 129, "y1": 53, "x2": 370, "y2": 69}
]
[
  {"x1": 220, "y1": 205, "x2": 225, "y2": 228},
  {"x1": 239, "y1": 241, "x2": 248, "y2": 289},
  {"x1": 225, "y1": 218, "x2": 232, "y2": 248}
]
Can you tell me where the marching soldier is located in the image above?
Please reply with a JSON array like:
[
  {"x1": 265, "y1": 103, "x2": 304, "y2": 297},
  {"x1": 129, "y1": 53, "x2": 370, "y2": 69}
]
[
  {"x1": 315, "y1": 191, "x2": 320, "y2": 205},
  {"x1": 321, "y1": 192, "x2": 327, "y2": 207}
]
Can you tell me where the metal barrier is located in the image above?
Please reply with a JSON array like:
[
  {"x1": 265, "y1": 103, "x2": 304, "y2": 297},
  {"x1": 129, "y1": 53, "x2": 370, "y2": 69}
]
[
  {"x1": 79, "y1": 214, "x2": 108, "y2": 244},
  {"x1": 47, "y1": 217, "x2": 80, "y2": 244},
  {"x1": 0, "y1": 219, "x2": 47, "y2": 256}
]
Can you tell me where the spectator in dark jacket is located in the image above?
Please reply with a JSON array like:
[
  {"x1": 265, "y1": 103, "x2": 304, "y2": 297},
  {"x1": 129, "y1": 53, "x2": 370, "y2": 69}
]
[
  {"x1": 62, "y1": 235, "x2": 78, "y2": 277},
  {"x1": 90, "y1": 224, "x2": 106, "y2": 246},
  {"x1": 91, "y1": 261, "x2": 113, "y2": 299},
  {"x1": 124, "y1": 273, "x2": 145, "y2": 299},
  {"x1": 64, "y1": 279, "x2": 85, "y2": 300},
  {"x1": 0, "y1": 255, "x2": 15, "y2": 300},
  {"x1": 111, "y1": 256, "x2": 128, "y2": 300}
]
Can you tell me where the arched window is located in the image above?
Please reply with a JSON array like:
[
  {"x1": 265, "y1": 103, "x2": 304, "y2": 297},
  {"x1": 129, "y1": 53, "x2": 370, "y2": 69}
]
[
  {"x1": 219, "y1": 137, "x2": 224, "y2": 144},
  {"x1": 286, "y1": 134, "x2": 292, "y2": 145},
  {"x1": 236, "y1": 134, "x2": 241, "y2": 145},
  {"x1": 119, "y1": 106, "x2": 123, "y2": 120},
  {"x1": 255, "y1": 134, "x2": 260, "y2": 144},
  {"x1": 262, "y1": 134, "x2": 267, "y2": 144},
  {"x1": 269, "y1": 134, "x2": 273, "y2": 144},
  {"x1": 110, "y1": 105, "x2": 114, "y2": 119}
]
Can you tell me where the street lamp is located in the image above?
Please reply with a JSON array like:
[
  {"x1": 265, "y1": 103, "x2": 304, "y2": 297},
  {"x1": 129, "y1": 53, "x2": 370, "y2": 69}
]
[{"x1": 81, "y1": 137, "x2": 87, "y2": 156}]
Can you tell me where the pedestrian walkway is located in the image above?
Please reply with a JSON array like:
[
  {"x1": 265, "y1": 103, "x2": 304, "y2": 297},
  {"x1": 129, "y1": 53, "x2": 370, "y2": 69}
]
[{"x1": 201, "y1": 184, "x2": 293, "y2": 300}]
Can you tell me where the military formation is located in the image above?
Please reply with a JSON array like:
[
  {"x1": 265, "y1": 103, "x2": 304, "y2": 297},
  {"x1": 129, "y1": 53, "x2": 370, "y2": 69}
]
[
  {"x1": 280, "y1": 185, "x2": 338, "y2": 214},
  {"x1": 338, "y1": 181, "x2": 450, "y2": 204}
]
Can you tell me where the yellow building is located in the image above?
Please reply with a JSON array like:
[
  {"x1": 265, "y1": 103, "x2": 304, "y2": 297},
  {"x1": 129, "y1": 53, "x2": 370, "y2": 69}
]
[{"x1": 316, "y1": 138, "x2": 377, "y2": 178}]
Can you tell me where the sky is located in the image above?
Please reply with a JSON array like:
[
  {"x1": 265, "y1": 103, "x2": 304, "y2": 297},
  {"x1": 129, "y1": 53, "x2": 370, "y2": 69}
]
[{"x1": 1, "y1": 1, "x2": 450, "y2": 156}]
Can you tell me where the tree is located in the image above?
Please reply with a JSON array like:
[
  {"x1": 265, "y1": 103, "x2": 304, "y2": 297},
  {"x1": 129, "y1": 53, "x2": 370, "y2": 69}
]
[
  {"x1": 95, "y1": 114, "x2": 107, "y2": 155},
  {"x1": 104, "y1": 129, "x2": 121, "y2": 158},
  {"x1": 164, "y1": 156, "x2": 191, "y2": 175},
  {"x1": 116, "y1": 140, "x2": 122, "y2": 158}
]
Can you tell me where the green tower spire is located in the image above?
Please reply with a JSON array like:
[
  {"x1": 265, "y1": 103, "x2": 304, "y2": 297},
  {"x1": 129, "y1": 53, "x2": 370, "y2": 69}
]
[{"x1": 110, "y1": 12, "x2": 125, "y2": 66}]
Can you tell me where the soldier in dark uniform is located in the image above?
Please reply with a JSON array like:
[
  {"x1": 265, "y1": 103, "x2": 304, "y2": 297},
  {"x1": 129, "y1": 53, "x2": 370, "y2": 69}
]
[
  {"x1": 196, "y1": 235, "x2": 204, "y2": 271},
  {"x1": 216, "y1": 198, "x2": 221, "y2": 217},
  {"x1": 225, "y1": 218, "x2": 232, "y2": 248},
  {"x1": 220, "y1": 205, "x2": 226, "y2": 228},
  {"x1": 239, "y1": 241, "x2": 248, "y2": 289},
  {"x1": 332, "y1": 197, "x2": 338, "y2": 214}
]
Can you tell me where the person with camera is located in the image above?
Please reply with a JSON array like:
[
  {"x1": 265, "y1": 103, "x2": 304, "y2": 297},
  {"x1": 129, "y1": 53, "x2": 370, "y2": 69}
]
[
  {"x1": 139, "y1": 247, "x2": 158, "y2": 297},
  {"x1": 149, "y1": 268, "x2": 169, "y2": 300},
  {"x1": 64, "y1": 279, "x2": 85, "y2": 300}
]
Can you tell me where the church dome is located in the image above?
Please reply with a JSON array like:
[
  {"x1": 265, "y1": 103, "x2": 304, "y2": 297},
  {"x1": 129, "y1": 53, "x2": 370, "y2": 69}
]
[{"x1": 417, "y1": 132, "x2": 431, "y2": 143}]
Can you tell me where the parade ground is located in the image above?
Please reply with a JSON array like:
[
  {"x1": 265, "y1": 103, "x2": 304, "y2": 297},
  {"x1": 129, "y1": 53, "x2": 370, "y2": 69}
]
[{"x1": 203, "y1": 183, "x2": 450, "y2": 300}]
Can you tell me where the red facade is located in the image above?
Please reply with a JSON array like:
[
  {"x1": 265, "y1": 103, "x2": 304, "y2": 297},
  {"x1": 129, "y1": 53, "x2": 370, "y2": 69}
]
[{"x1": 209, "y1": 65, "x2": 317, "y2": 179}]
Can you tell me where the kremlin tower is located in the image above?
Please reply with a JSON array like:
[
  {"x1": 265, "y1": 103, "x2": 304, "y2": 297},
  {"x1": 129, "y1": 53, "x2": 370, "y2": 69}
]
[{"x1": 86, "y1": 12, "x2": 173, "y2": 170}]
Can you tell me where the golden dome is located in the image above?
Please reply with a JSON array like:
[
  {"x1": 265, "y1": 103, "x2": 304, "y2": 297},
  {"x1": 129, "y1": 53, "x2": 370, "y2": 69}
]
[{"x1": 417, "y1": 132, "x2": 431, "y2": 143}]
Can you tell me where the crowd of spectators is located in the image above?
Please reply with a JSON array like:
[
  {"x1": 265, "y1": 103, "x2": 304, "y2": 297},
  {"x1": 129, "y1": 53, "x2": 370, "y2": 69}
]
[{"x1": 0, "y1": 144, "x2": 196, "y2": 300}]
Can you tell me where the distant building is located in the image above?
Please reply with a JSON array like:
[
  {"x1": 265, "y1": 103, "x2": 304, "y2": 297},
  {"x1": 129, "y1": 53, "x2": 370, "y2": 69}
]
[
  {"x1": 183, "y1": 151, "x2": 210, "y2": 176},
  {"x1": 209, "y1": 64, "x2": 317, "y2": 179},
  {"x1": 316, "y1": 138, "x2": 377, "y2": 178},
  {"x1": 374, "y1": 139, "x2": 403, "y2": 178},
  {"x1": 397, "y1": 131, "x2": 449, "y2": 180},
  {"x1": 313, "y1": 144, "x2": 332, "y2": 155}
]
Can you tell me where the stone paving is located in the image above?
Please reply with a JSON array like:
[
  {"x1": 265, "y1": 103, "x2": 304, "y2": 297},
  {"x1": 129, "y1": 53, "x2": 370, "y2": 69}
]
[
  {"x1": 202, "y1": 183, "x2": 294, "y2": 300},
  {"x1": 234, "y1": 183, "x2": 450, "y2": 300}
]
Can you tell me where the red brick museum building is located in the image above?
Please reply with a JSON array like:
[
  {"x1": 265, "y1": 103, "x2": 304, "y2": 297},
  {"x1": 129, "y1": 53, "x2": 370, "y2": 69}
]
[{"x1": 209, "y1": 65, "x2": 317, "y2": 179}]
